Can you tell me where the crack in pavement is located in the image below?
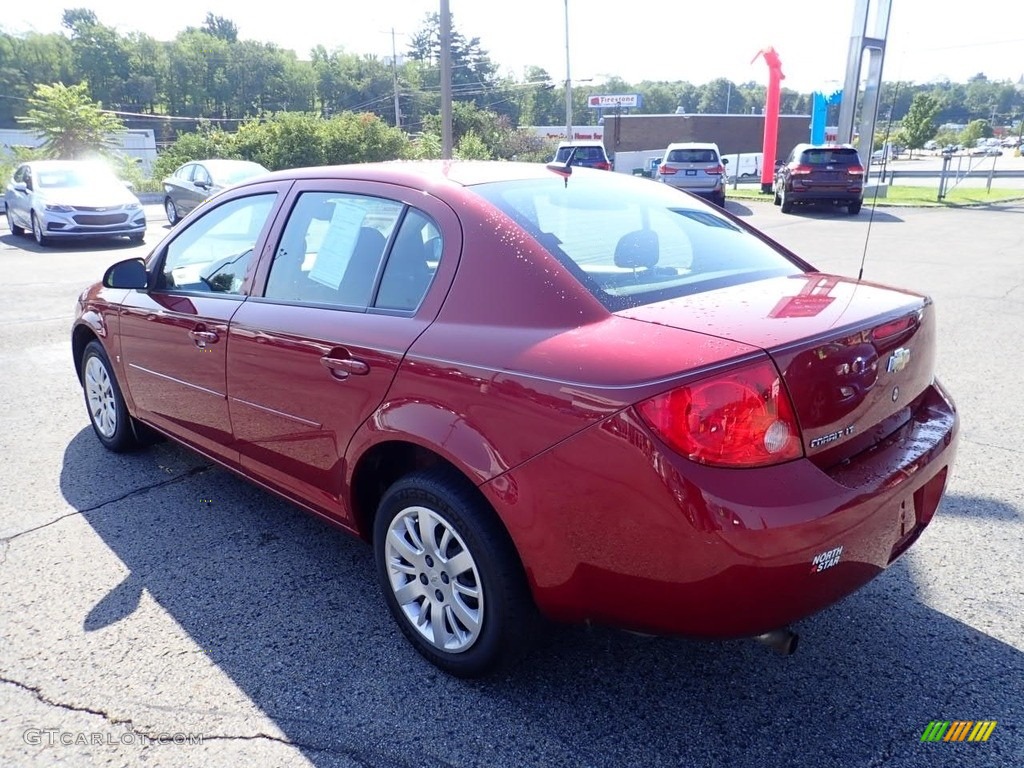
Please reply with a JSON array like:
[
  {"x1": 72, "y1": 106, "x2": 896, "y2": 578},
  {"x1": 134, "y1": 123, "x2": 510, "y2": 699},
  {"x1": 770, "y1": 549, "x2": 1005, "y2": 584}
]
[
  {"x1": 0, "y1": 675, "x2": 300, "y2": 750},
  {"x1": 0, "y1": 465, "x2": 213, "y2": 548},
  {"x1": 960, "y1": 436, "x2": 1023, "y2": 456}
]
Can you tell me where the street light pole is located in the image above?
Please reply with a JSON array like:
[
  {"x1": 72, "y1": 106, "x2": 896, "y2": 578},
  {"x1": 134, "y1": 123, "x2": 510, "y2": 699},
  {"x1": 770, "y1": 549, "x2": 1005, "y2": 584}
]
[
  {"x1": 440, "y1": 0, "x2": 453, "y2": 158},
  {"x1": 564, "y1": 0, "x2": 573, "y2": 140}
]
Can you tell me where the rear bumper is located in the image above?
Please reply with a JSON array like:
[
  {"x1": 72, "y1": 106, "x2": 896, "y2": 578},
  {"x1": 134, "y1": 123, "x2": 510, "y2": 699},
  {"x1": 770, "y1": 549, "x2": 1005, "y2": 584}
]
[
  {"x1": 788, "y1": 185, "x2": 863, "y2": 204},
  {"x1": 486, "y1": 380, "x2": 958, "y2": 638}
]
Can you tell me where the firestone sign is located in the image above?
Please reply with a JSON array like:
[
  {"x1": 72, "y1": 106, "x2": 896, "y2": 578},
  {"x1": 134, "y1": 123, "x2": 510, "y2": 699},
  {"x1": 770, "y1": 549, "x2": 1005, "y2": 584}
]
[{"x1": 588, "y1": 94, "x2": 642, "y2": 109}]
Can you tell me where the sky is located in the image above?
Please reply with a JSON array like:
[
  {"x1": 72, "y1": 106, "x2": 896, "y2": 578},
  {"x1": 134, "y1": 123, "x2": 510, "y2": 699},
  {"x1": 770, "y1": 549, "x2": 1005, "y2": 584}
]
[{"x1": 4, "y1": 1, "x2": 1024, "y2": 95}]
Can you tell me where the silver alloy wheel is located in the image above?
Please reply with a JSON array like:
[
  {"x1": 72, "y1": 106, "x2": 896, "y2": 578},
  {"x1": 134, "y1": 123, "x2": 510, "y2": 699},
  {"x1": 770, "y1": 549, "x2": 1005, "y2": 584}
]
[
  {"x1": 31, "y1": 213, "x2": 44, "y2": 244},
  {"x1": 84, "y1": 355, "x2": 118, "y2": 438},
  {"x1": 384, "y1": 504, "x2": 484, "y2": 653},
  {"x1": 165, "y1": 198, "x2": 177, "y2": 224}
]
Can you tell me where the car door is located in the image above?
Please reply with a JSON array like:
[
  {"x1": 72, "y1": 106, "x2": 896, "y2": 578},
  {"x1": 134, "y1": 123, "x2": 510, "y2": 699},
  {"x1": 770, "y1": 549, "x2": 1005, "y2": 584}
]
[
  {"x1": 187, "y1": 163, "x2": 213, "y2": 213},
  {"x1": 225, "y1": 180, "x2": 459, "y2": 524},
  {"x1": 116, "y1": 184, "x2": 290, "y2": 462},
  {"x1": 7, "y1": 164, "x2": 31, "y2": 228}
]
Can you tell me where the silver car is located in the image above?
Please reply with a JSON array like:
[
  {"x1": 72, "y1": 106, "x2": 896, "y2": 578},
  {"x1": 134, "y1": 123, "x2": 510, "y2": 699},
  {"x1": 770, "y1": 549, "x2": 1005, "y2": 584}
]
[
  {"x1": 162, "y1": 159, "x2": 269, "y2": 225},
  {"x1": 4, "y1": 160, "x2": 146, "y2": 246},
  {"x1": 656, "y1": 142, "x2": 727, "y2": 208}
]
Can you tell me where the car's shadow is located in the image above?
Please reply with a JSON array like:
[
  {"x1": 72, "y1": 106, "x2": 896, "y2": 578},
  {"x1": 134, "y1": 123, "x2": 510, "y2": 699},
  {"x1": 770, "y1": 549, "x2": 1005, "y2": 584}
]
[
  {"x1": 60, "y1": 431, "x2": 1022, "y2": 767},
  {"x1": 784, "y1": 203, "x2": 905, "y2": 222},
  {"x1": 0, "y1": 232, "x2": 142, "y2": 252}
]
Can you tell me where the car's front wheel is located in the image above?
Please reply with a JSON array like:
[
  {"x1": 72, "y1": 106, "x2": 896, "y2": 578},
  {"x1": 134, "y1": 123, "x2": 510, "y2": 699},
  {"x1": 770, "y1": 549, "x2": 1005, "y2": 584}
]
[
  {"x1": 81, "y1": 340, "x2": 138, "y2": 453},
  {"x1": 165, "y1": 197, "x2": 179, "y2": 225},
  {"x1": 6, "y1": 207, "x2": 24, "y2": 236},
  {"x1": 374, "y1": 468, "x2": 536, "y2": 678},
  {"x1": 773, "y1": 184, "x2": 781, "y2": 206},
  {"x1": 31, "y1": 212, "x2": 49, "y2": 246}
]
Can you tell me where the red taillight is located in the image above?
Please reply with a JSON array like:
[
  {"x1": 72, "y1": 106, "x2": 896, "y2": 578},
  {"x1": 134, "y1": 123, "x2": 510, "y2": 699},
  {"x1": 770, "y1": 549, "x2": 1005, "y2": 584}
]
[
  {"x1": 637, "y1": 360, "x2": 804, "y2": 468},
  {"x1": 790, "y1": 164, "x2": 814, "y2": 175},
  {"x1": 705, "y1": 164, "x2": 724, "y2": 175},
  {"x1": 595, "y1": 161, "x2": 611, "y2": 171},
  {"x1": 658, "y1": 165, "x2": 677, "y2": 175},
  {"x1": 847, "y1": 165, "x2": 864, "y2": 176}
]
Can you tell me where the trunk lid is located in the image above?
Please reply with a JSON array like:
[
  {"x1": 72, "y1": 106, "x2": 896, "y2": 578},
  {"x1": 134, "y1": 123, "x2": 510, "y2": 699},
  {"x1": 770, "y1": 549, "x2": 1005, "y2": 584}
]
[{"x1": 617, "y1": 273, "x2": 936, "y2": 461}]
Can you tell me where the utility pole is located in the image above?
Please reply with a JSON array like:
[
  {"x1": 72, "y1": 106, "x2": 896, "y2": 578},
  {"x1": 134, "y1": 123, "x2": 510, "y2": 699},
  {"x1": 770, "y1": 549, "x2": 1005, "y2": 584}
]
[
  {"x1": 440, "y1": 0, "x2": 453, "y2": 158},
  {"x1": 391, "y1": 28, "x2": 402, "y2": 130},
  {"x1": 564, "y1": 0, "x2": 573, "y2": 140}
]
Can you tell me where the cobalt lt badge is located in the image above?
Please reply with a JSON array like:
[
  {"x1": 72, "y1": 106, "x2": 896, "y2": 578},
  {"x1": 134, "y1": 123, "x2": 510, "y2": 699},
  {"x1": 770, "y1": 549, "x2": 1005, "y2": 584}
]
[{"x1": 887, "y1": 347, "x2": 911, "y2": 374}]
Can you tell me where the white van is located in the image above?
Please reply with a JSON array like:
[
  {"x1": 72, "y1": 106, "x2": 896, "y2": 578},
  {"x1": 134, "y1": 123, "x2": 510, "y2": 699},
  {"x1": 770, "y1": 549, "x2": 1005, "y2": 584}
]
[{"x1": 722, "y1": 152, "x2": 762, "y2": 180}]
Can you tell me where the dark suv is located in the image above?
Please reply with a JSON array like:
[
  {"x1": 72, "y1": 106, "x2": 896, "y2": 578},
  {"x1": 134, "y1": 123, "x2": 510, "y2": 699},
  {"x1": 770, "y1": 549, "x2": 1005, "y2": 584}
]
[
  {"x1": 553, "y1": 141, "x2": 612, "y2": 170},
  {"x1": 773, "y1": 143, "x2": 864, "y2": 215}
]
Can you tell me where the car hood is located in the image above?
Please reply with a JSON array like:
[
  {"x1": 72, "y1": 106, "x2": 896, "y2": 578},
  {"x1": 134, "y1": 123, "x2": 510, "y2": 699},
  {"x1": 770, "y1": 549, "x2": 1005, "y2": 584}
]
[
  {"x1": 36, "y1": 186, "x2": 140, "y2": 207},
  {"x1": 617, "y1": 273, "x2": 936, "y2": 457}
]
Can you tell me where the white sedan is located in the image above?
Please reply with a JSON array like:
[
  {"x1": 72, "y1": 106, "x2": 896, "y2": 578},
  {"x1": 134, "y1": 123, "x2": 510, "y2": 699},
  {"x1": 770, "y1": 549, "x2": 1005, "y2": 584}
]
[{"x1": 4, "y1": 160, "x2": 146, "y2": 246}]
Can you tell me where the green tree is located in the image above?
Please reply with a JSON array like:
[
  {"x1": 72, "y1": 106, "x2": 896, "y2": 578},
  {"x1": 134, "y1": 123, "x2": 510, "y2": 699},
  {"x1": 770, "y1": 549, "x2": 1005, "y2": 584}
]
[
  {"x1": 896, "y1": 92, "x2": 942, "y2": 157},
  {"x1": 959, "y1": 118, "x2": 992, "y2": 148},
  {"x1": 16, "y1": 81, "x2": 125, "y2": 158}
]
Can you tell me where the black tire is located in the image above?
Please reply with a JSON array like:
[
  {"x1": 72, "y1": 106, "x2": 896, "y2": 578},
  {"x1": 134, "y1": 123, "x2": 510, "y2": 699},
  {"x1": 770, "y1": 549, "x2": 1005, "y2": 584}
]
[
  {"x1": 31, "y1": 212, "x2": 49, "y2": 246},
  {"x1": 713, "y1": 192, "x2": 726, "y2": 209},
  {"x1": 773, "y1": 185, "x2": 781, "y2": 206},
  {"x1": 780, "y1": 186, "x2": 794, "y2": 214},
  {"x1": 80, "y1": 340, "x2": 139, "y2": 453},
  {"x1": 847, "y1": 201, "x2": 862, "y2": 215},
  {"x1": 164, "y1": 197, "x2": 179, "y2": 225},
  {"x1": 373, "y1": 467, "x2": 537, "y2": 678},
  {"x1": 129, "y1": 233, "x2": 145, "y2": 244},
  {"x1": 6, "y1": 207, "x2": 24, "y2": 236}
]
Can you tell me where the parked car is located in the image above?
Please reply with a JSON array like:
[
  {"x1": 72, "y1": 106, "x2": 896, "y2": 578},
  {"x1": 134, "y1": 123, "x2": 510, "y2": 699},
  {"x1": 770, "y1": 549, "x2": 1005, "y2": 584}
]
[
  {"x1": 656, "y1": 142, "x2": 727, "y2": 207},
  {"x1": 773, "y1": 143, "x2": 865, "y2": 215},
  {"x1": 73, "y1": 161, "x2": 958, "y2": 677},
  {"x1": 162, "y1": 159, "x2": 269, "y2": 225},
  {"x1": 4, "y1": 160, "x2": 146, "y2": 246},
  {"x1": 552, "y1": 140, "x2": 612, "y2": 170},
  {"x1": 969, "y1": 146, "x2": 1002, "y2": 157}
]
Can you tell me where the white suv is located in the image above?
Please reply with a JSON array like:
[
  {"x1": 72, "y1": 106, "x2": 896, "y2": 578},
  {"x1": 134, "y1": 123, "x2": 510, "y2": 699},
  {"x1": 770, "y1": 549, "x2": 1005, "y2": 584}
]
[{"x1": 656, "y1": 142, "x2": 726, "y2": 207}]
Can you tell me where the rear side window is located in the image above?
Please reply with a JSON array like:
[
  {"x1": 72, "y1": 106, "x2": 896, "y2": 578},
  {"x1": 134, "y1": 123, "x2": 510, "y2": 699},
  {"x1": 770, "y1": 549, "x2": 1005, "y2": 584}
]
[
  {"x1": 473, "y1": 175, "x2": 801, "y2": 310},
  {"x1": 799, "y1": 148, "x2": 861, "y2": 165}
]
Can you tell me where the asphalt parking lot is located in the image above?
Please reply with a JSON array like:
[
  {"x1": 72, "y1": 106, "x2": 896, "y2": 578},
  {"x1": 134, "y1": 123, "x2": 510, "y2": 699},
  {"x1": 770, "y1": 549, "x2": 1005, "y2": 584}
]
[{"x1": 1, "y1": 199, "x2": 1021, "y2": 767}]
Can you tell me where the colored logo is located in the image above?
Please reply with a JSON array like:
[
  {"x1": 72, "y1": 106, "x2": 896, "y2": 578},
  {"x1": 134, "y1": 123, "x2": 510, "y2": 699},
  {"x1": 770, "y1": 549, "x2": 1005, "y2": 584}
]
[{"x1": 920, "y1": 721, "x2": 997, "y2": 742}]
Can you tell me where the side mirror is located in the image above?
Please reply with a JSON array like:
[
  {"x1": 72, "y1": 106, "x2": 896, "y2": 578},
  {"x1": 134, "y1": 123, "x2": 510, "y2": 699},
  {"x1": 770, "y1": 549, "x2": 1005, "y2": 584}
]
[
  {"x1": 13, "y1": 182, "x2": 28, "y2": 193},
  {"x1": 721, "y1": 157, "x2": 729, "y2": 165},
  {"x1": 195, "y1": 179, "x2": 211, "y2": 190},
  {"x1": 103, "y1": 258, "x2": 149, "y2": 290},
  {"x1": 123, "y1": 181, "x2": 135, "y2": 192}
]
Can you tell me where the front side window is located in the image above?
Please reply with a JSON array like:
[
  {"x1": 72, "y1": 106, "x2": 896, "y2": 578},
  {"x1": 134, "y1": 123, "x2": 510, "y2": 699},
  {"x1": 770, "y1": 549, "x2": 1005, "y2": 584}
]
[
  {"x1": 474, "y1": 174, "x2": 801, "y2": 310},
  {"x1": 157, "y1": 193, "x2": 276, "y2": 294}
]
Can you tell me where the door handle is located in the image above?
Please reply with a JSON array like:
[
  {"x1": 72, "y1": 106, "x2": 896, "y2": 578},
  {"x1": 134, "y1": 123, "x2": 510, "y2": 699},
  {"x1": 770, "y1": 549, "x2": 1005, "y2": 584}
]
[
  {"x1": 188, "y1": 329, "x2": 219, "y2": 347},
  {"x1": 320, "y1": 355, "x2": 369, "y2": 379}
]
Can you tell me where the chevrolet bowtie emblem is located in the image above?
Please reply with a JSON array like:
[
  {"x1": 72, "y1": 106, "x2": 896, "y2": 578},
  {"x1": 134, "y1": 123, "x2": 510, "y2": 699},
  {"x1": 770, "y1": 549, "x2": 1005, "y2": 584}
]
[{"x1": 887, "y1": 347, "x2": 911, "y2": 374}]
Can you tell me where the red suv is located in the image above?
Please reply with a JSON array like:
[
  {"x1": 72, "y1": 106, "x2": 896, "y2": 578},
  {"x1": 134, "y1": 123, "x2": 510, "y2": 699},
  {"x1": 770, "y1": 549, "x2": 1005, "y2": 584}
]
[{"x1": 773, "y1": 143, "x2": 865, "y2": 215}]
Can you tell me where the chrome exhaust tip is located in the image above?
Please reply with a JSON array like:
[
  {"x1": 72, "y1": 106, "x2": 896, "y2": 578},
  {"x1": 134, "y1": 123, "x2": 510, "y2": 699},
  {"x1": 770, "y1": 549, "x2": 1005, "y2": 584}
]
[{"x1": 754, "y1": 628, "x2": 799, "y2": 655}]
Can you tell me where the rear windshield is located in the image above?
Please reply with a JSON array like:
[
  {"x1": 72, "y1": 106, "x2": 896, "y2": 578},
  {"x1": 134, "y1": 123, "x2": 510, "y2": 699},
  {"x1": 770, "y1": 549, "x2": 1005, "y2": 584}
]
[
  {"x1": 472, "y1": 174, "x2": 802, "y2": 311},
  {"x1": 667, "y1": 148, "x2": 718, "y2": 163},
  {"x1": 798, "y1": 148, "x2": 861, "y2": 165},
  {"x1": 555, "y1": 146, "x2": 606, "y2": 163}
]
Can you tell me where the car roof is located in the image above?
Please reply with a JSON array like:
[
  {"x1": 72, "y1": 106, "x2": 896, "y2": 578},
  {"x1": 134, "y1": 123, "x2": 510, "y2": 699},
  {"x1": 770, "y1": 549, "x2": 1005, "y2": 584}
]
[
  {"x1": 664, "y1": 141, "x2": 720, "y2": 151},
  {"x1": 235, "y1": 160, "x2": 591, "y2": 190}
]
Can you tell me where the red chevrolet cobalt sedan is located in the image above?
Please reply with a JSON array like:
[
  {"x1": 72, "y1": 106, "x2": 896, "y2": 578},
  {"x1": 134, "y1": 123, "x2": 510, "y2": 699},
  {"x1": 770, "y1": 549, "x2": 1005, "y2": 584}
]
[{"x1": 72, "y1": 162, "x2": 958, "y2": 677}]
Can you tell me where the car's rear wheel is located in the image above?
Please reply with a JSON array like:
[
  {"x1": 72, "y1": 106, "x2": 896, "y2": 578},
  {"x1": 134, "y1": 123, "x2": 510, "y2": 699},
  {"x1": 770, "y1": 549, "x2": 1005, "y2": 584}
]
[
  {"x1": 847, "y1": 201, "x2": 862, "y2": 215},
  {"x1": 374, "y1": 468, "x2": 536, "y2": 678},
  {"x1": 713, "y1": 191, "x2": 726, "y2": 208},
  {"x1": 31, "y1": 212, "x2": 49, "y2": 246},
  {"x1": 81, "y1": 340, "x2": 138, "y2": 453},
  {"x1": 6, "y1": 207, "x2": 24, "y2": 236},
  {"x1": 165, "y1": 198, "x2": 179, "y2": 225},
  {"x1": 779, "y1": 186, "x2": 794, "y2": 213}
]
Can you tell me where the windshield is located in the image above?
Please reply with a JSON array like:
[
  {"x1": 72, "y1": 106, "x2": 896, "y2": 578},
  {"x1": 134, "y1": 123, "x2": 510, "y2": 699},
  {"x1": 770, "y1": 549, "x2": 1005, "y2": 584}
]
[
  {"x1": 209, "y1": 162, "x2": 268, "y2": 184},
  {"x1": 36, "y1": 164, "x2": 122, "y2": 189},
  {"x1": 473, "y1": 174, "x2": 803, "y2": 310}
]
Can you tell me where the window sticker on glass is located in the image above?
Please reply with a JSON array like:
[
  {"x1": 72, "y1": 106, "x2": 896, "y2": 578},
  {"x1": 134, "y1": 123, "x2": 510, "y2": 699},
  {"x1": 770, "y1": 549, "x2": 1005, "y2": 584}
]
[{"x1": 308, "y1": 201, "x2": 367, "y2": 289}]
